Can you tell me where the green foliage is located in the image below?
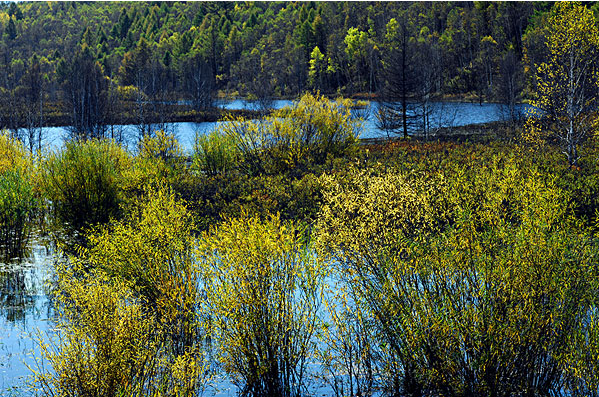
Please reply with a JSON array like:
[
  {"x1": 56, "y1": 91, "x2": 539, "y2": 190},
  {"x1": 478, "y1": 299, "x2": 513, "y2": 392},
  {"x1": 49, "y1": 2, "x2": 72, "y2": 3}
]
[
  {"x1": 198, "y1": 214, "x2": 325, "y2": 397},
  {"x1": 308, "y1": 46, "x2": 326, "y2": 90},
  {"x1": 192, "y1": 128, "x2": 240, "y2": 177},
  {"x1": 40, "y1": 139, "x2": 129, "y2": 234},
  {"x1": 316, "y1": 155, "x2": 599, "y2": 396},
  {"x1": 219, "y1": 93, "x2": 360, "y2": 175},
  {"x1": 0, "y1": 133, "x2": 36, "y2": 255},
  {"x1": 0, "y1": 1, "x2": 549, "y2": 115}
]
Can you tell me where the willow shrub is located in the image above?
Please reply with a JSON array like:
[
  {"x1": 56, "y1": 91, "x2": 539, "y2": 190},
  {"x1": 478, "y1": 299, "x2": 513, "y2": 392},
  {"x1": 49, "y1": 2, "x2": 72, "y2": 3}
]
[
  {"x1": 40, "y1": 139, "x2": 129, "y2": 234},
  {"x1": 192, "y1": 129, "x2": 240, "y2": 177},
  {"x1": 121, "y1": 130, "x2": 186, "y2": 206},
  {"x1": 318, "y1": 281, "x2": 376, "y2": 397},
  {"x1": 316, "y1": 157, "x2": 599, "y2": 396},
  {"x1": 217, "y1": 92, "x2": 360, "y2": 175},
  {"x1": 33, "y1": 188, "x2": 208, "y2": 397},
  {"x1": 82, "y1": 188, "x2": 202, "y2": 355},
  {"x1": 32, "y1": 265, "x2": 207, "y2": 397},
  {"x1": 197, "y1": 214, "x2": 325, "y2": 397},
  {"x1": 0, "y1": 133, "x2": 37, "y2": 255}
]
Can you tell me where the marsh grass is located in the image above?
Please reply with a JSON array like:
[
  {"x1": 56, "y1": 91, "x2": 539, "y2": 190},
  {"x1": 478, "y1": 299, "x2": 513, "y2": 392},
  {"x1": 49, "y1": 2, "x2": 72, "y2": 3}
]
[
  {"x1": 0, "y1": 133, "x2": 37, "y2": 258},
  {"x1": 39, "y1": 139, "x2": 129, "y2": 235}
]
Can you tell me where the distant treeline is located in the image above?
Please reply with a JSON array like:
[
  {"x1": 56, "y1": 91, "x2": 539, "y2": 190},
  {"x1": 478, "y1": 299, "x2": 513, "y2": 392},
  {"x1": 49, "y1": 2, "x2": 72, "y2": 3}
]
[{"x1": 0, "y1": 1, "x2": 582, "y2": 140}]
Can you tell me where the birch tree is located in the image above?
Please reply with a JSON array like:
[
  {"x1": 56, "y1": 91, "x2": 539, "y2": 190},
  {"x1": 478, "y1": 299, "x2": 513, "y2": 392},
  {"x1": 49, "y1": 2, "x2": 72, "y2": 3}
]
[{"x1": 525, "y1": 2, "x2": 599, "y2": 167}]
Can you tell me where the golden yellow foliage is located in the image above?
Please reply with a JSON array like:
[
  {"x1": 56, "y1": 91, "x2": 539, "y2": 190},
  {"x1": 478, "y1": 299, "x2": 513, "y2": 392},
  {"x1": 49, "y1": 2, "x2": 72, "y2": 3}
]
[
  {"x1": 197, "y1": 213, "x2": 325, "y2": 397},
  {"x1": 32, "y1": 188, "x2": 209, "y2": 397},
  {"x1": 316, "y1": 156, "x2": 599, "y2": 394},
  {"x1": 0, "y1": 131, "x2": 32, "y2": 174}
]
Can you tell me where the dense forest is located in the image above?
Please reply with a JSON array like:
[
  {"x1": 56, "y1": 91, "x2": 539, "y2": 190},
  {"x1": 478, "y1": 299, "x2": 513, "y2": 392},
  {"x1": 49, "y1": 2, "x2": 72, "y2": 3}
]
[{"x1": 0, "y1": 1, "x2": 569, "y2": 141}]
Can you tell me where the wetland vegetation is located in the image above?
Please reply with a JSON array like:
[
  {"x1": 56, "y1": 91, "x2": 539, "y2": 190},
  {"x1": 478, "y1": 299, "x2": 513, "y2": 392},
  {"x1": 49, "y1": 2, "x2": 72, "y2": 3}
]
[{"x1": 1, "y1": 2, "x2": 599, "y2": 397}]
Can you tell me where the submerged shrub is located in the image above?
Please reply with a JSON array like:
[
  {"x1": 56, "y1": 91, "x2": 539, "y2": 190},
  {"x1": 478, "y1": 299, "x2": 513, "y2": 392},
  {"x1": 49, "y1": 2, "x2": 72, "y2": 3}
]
[
  {"x1": 198, "y1": 214, "x2": 325, "y2": 397},
  {"x1": 138, "y1": 129, "x2": 183, "y2": 167},
  {"x1": 266, "y1": 92, "x2": 361, "y2": 170},
  {"x1": 316, "y1": 158, "x2": 599, "y2": 396},
  {"x1": 318, "y1": 282, "x2": 376, "y2": 397},
  {"x1": 121, "y1": 130, "x2": 187, "y2": 205},
  {"x1": 219, "y1": 92, "x2": 361, "y2": 175},
  {"x1": 193, "y1": 129, "x2": 240, "y2": 176},
  {"x1": 0, "y1": 133, "x2": 37, "y2": 255},
  {"x1": 33, "y1": 188, "x2": 209, "y2": 397},
  {"x1": 0, "y1": 132, "x2": 32, "y2": 172},
  {"x1": 32, "y1": 265, "x2": 208, "y2": 397},
  {"x1": 82, "y1": 187, "x2": 202, "y2": 355},
  {"x1": 40, "y1": 139, "x2": 129, "y2": 233}
]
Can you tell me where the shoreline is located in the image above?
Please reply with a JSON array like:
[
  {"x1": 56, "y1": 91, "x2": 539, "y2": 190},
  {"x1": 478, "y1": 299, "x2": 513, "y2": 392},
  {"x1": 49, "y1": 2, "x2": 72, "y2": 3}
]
[{"x1": 1, "y1": 104, "x2": 268, "y2": 130}]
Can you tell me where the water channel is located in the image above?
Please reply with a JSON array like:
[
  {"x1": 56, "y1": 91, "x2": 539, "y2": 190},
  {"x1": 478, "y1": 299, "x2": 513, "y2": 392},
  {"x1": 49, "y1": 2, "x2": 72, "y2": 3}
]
[
  {"x1": 1, "y1": 99, "x2": 530, "y2": 395},
  {"x1": 38, "y1": 100, "x2": 530, "y2": 153}
]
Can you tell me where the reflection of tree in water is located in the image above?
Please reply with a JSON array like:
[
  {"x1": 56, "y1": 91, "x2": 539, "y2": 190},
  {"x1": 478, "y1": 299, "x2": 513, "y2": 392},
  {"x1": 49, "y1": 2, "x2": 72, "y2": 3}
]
[
  {"x1": 0, "y1": 265, "x2": 35, "y2": 324},
  {"x1": 0, "y1": 229, "x2": 31, "y2": 262},
  {"x1": 0, "y1": 238, "x2": 51, "y2": 325}
]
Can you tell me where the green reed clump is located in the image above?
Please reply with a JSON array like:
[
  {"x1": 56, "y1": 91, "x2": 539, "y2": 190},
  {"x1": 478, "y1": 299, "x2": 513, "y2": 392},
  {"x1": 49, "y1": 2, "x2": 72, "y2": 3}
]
[
  {"x1": 0, "y1": 133, "x2": 37, "y2": 256},
  {"x1": 193, "y1": 129, "x2": 240, "y2": 177},
  {"x1": 40, "y1": 139, "x2": 129, "y2": 234},
  {"x1": 0, "y1": 169, "x2": 36, "y2": 249}
]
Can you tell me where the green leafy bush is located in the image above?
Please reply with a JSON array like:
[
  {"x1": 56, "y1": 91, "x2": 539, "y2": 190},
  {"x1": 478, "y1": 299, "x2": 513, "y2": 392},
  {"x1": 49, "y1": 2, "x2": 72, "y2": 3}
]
[
  {"x1": 193, "y1": 128, "x2": 240, "y2": 177},
  {"x1": 218, "y1": 93, "x2": 361, "y2": 175},
  {"x1": 40, "y1": 139, "x2": 129, "y2": 233}
]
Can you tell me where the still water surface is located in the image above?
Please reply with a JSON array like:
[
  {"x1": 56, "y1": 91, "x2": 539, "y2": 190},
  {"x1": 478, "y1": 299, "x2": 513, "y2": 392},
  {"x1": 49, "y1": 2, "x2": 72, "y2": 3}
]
[
  {"x1": 37, "y1": 100, "x2": 530, "y2": 153},
  {"x1": 0, "y1": 235, "x2": 54, "y2": 395}
]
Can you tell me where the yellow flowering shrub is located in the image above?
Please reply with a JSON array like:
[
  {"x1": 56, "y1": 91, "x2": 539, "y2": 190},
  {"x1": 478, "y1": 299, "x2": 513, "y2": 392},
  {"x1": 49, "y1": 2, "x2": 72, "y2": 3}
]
[
  {"x1": 316, "y1": 157, "x2": 599, "y2": 395},
  {"x1": 197, "y1": 214, "x2": 325, "y2": 397}
]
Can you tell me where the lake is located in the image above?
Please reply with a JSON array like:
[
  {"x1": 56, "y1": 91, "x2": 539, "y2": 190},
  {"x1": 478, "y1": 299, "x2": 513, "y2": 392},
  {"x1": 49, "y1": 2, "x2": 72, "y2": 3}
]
[{"x1": 34, "y1": 100, "x2": 530, "y2": 154}]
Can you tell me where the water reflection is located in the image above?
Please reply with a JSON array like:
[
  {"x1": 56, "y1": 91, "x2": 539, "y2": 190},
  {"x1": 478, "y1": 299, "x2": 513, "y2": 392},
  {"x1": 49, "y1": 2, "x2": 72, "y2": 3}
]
[{"x1": 0, "y1": 233, "x2": 54, "y2": 394}]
